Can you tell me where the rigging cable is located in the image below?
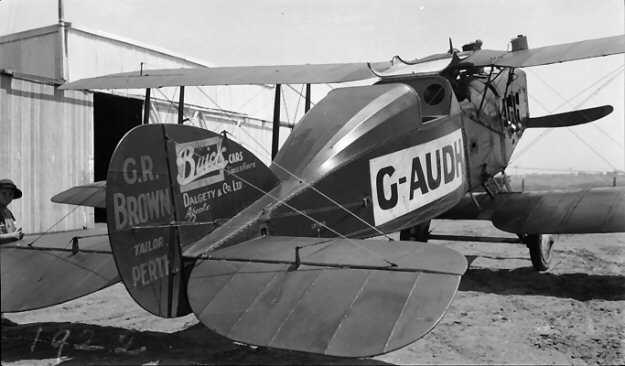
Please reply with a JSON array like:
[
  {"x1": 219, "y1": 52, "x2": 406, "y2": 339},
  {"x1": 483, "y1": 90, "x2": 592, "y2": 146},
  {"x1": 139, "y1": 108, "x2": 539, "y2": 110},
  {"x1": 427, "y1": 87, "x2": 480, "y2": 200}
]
[
  {"x1": 153, "y1": 87, "x2": 180, "y2": 124},
  {"x1": 187, "y1": 81, "x2": 397, "y2": 241},
  {"x1": 528, "y1": 65, "x2": 624, "y2": 149},
  {"x1": 228, "y1": 125, "x2": 395, "y2": 241},
  {"x1": 510, "y1": 64, "x2": 624, "y2": 167},
  {"x1": 163, "y1": 134, "x2": 398, "y2": 267}
]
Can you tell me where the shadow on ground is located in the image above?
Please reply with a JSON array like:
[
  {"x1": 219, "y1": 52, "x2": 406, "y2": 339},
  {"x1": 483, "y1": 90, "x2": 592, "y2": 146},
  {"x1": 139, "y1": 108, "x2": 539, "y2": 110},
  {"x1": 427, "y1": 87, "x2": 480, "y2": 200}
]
[
  {"x1": 460, "y1": 264, "x2": 625, "y2": 301},
  {"x1": 1, "y1": 321, "x2": 392, "y2": 365}
]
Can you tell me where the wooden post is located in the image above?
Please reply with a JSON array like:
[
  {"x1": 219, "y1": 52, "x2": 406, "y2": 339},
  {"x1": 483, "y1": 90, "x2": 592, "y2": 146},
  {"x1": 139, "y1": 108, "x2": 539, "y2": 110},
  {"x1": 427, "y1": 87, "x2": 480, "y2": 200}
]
[
  {"x1": 272, "y1": 84, "x2": 281, "y2": 159},
  {"x1": 521, "y1": 178, "x2": 525, "y2": 192}
]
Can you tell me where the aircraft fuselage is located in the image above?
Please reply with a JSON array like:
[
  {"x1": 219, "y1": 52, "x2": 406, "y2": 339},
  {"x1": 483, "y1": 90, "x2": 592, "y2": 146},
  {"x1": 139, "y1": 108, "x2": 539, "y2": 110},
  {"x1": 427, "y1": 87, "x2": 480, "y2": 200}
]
[{"x1": 185, "y1": 69, "x2": 529, "y2": 253}]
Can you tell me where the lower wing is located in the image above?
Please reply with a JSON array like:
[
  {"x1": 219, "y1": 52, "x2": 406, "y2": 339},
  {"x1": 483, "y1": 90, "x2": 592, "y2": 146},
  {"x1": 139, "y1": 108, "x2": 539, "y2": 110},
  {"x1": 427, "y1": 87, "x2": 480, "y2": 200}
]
[
  {"x1": 439, "y1": 187, "x2": 625, "y2": 234},
  {"x1": 1, "y1": 225, "x2": 119, "y2": 312}
]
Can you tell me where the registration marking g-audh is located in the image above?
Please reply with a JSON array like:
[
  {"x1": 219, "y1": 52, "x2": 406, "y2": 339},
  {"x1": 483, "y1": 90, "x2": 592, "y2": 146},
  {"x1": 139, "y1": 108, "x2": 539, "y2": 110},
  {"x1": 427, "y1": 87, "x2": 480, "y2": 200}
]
[{"x1": 369, "y1": 129, "x2": 465, "y2": 225}]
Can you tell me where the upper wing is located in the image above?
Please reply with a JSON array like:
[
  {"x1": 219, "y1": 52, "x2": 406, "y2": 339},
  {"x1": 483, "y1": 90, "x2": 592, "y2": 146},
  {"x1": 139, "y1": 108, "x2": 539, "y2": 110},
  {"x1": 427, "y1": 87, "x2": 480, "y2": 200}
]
[
  {"x1": 438, "y1": 187, "x2": 625, "y2": 234},
  {"x1": 0, "y1": 225, "x2": 119, "y2": 312},
  {"x1": 58, "y1": 35, "x2": 624, "y2": 91},
  {"x1": 459, "y1": 35, "x2": 625, "y2": 68},
  {"x1": 59, "y1": 61, "x2": 392, "y2": 90},
  {"x1": 186, "y1": 235, "x2": 466, "y2": 357},
  {"x1": 51, "y1": 180, "x2": 107, "y2": 208}
]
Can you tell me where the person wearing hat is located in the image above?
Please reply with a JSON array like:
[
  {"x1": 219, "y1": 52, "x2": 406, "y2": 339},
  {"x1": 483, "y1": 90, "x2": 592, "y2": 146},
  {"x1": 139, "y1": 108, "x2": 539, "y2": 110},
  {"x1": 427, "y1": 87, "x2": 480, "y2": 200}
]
[{"x1": 0, "y1": 179, "x2": 24, "y2": 244}]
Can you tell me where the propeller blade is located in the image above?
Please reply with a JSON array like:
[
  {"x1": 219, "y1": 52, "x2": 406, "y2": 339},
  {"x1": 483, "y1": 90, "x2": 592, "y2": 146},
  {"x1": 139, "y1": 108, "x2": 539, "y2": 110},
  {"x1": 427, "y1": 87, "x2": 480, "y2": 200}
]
[{"x1": 526, "y1": 105, "x2": 614, "y2": 128}]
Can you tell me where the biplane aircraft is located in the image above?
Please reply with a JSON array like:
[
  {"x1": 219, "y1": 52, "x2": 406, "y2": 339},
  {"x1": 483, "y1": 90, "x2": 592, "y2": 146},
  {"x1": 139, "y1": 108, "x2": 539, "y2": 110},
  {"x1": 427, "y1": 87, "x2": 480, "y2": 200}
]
[{"x1": 2, "y1": 34, "x2": 624, "y2": 358}]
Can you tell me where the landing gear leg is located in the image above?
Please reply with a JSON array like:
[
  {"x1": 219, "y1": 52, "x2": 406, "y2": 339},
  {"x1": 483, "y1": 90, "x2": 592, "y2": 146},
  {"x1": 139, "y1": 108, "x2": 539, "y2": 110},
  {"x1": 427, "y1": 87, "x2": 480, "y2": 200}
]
[
  {"x1": 400, "y1": 221, "x2": 431, "y2": 242},
  {"x1": 520, "y1": 234, "x2": 554, "y2": 271}
]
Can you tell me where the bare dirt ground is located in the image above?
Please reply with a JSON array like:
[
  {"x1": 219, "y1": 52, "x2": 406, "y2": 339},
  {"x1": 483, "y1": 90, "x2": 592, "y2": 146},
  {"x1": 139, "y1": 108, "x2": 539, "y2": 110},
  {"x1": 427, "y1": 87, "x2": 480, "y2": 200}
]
[{"x1": 2, "y1": 220, "x2": 624, "y2": 365}]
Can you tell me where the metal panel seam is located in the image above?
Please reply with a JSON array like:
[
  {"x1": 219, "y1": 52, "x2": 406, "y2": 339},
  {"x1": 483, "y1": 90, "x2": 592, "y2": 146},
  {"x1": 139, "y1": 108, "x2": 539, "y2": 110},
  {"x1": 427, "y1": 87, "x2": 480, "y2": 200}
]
[
  {"x1": 196, "y1": 260, "x2": 246, "y2": 319},
  {"x1": 267, "y1": 267, "x2": 326, "y2": 348},
  {"x1": 383, "y1": 271, "x2": 422, "y2": 352},
  {"x1": 224, "y1": 263, "x2": 288, "y2": 338},
  {"x1": 323, "y1": 270, "x2": 373, "y2": 354}
]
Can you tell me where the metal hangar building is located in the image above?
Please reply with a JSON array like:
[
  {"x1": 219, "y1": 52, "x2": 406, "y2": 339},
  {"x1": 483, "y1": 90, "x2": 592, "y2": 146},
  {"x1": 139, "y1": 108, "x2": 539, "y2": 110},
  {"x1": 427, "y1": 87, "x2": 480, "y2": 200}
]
[{"x1": 0, "y1": 22, "x2": 282, "y2": 234}]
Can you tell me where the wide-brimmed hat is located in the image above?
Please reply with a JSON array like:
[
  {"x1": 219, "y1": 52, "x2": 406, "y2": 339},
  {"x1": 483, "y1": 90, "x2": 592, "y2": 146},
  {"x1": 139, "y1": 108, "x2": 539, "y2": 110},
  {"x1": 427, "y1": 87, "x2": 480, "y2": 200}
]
[{"x1": 0, "y1": 179, "x2": 22, "y2": 199}]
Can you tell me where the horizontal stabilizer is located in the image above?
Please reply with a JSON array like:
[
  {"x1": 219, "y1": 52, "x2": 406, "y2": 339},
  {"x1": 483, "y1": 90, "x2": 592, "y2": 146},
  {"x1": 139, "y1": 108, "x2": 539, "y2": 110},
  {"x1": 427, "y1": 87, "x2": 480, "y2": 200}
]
[
  {"x1": 439, "y1": 187, "x2": 625, "y2": 234},
  {"x1": 187, "y1": 236, "x2": 466, "y2": 357},
  {"x1": 206, "y1": 236, "x2": 466, "y2": 275},
  {"x1": 526, "y1": 105, "x2": 613, "y2": 128},
  {"x1": 51, "y1": 181, "x2": 107, "y2": 208},
  {"x1": 1, "y1": 226, "x2": 119, "y2": 312}
]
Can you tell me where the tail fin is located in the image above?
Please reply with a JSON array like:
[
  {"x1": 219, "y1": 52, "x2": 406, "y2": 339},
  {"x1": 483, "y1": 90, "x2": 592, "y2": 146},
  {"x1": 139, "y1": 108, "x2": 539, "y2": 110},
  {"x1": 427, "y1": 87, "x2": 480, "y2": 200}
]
[{"x1": 106, "y1": 124, "x2": 279, "y2": 317}]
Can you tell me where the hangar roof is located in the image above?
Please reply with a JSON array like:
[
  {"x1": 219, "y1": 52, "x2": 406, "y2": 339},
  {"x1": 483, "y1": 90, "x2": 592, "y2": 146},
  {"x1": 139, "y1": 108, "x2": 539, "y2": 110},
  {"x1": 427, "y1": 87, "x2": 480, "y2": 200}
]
[
  {"x1": 0, "y1": 22, "x2": 212, "y2": 83},
  {"x1": 0, "y1": 23, "x2": 278, "y2": 122}
]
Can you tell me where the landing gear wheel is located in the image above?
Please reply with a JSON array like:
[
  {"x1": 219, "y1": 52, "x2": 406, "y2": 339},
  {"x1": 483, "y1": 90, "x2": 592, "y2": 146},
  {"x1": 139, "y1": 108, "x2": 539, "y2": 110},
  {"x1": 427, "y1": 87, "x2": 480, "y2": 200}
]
[
  {"x1": 399, "y1": 221, "x2": 431, "y2": 242},
  {"x1": 521, "y1": 234, "x2": 554, "y2": 271}
]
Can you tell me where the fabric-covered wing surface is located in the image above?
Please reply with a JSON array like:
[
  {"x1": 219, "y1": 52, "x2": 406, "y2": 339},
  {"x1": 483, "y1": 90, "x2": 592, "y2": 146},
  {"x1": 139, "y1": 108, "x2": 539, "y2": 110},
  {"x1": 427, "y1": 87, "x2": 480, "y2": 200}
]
[
  {"x1": 0, "y1": 225, "x2": 119, "y2": 312},
  {"x1": 51, "y1": 180, "x2": 107, "y2": 208},
  {"x1": 439, "y1": 187, "x2": 625, "y2": 235},
  {"x1": 59, "y1": 62, "x2": 392, "y2": 90},
  {"x1": 491, "y1": 187, "x2": 625, "y2": 234},
  {"x1": 461, "y1": 35, "x2": 625, "y2": 68},
  {"x1": 187, "y1": 236, "x2": 466, "y2": 357}
]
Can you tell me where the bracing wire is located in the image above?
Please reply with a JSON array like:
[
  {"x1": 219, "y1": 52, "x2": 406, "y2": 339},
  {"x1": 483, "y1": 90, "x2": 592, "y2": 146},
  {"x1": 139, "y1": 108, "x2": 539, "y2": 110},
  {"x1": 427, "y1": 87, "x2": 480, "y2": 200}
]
[
  {"x1": 193, "y1": 86, "x2": 246, "y2": 137},
  {"x1": 511, "y1": 65, "x2": 625, "y2": 166},
  {"x1": 162, "y1": 132, "x2": 397, "y2": 266},
  {"x1": 142, "y1": 80, "x2": 401, "y2": 257},
  {"x1": 153, "y1": 88, "x2": 180, "y2": 124},
  {"x1": 226, "y1": 123, "x2": 395, "y2": 241},
  {"x1": 187, "y1": 82, "x2": 397, "y2": 241},
  {"x1": 286, "y1": 84, "x2": 317, "y2": 118},
  {"x1": 287, "y1": 84, "x2": 305, "y2": 122},
  {"x1": 281, "y1": 86, "x2": 291, "y2": 124},
  {"x1": 158, "y1": 81, "x2": 395, "y2": 242},
  {"x1": 528, "y1": 65, "x2": 625, "y2": 150},
  {"x1": 22, "y1": 203, "x2": 90, "y2": 248},
  {"x1": 510, "y1": 165, "x2": 618, "y2": 174},
  {"x1": 193, "y1": 86, "x2": 273, "y2": 162}
]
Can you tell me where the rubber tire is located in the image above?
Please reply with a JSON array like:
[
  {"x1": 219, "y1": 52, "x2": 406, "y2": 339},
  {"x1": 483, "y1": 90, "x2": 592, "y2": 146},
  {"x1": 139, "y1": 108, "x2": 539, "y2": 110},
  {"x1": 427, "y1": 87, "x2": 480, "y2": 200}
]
[{"x1": 523, "y1": 234, "x2": 554, "y2": 271}]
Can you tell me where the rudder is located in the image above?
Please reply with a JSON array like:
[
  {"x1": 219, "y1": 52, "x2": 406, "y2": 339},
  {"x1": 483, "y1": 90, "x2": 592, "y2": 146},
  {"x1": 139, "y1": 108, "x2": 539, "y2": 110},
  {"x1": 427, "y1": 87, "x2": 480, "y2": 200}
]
[{"x1": 106, "y1": 124, "x2": 279, "y2": 317}]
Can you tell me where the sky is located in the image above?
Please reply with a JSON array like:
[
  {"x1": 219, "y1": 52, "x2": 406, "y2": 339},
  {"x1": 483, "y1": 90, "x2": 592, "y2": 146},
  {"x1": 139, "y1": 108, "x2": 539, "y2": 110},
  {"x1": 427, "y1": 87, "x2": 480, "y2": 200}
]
[{"x1": 1, "y1": 0, "x2": 624, "y2": 174}]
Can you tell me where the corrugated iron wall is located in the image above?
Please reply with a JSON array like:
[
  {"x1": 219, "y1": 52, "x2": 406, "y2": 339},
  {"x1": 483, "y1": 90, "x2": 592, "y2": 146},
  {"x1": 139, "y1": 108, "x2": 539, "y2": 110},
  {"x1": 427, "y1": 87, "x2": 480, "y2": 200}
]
[
  {"x1": 0, "y1": 74, "x2": 94, "y2": 234},
  {"x1": 0, "y1": 24, "x2": 305, "y2": 233}
]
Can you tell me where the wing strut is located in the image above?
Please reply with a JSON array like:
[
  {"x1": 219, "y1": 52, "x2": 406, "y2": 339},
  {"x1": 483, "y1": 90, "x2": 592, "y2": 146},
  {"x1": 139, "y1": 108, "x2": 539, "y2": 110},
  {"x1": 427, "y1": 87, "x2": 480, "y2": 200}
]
[
  {"x1": 143, "y1": 88, "x2": 151, "y2": 125},
  {"x1": 178, "y1": 86, "x2": 185, "y2": 124},
  {"x1": 272, "y1": 84, "x2": 281, "y2": 159},
  {"x1": 305, "y1": 83, "x2": 311, "y2": 112}
]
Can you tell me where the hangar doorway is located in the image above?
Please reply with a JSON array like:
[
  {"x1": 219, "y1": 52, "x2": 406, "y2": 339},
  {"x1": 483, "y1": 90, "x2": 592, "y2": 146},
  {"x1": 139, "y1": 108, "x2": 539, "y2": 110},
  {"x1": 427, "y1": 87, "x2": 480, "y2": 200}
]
[{"x1": 93, "y1": 93, "x2": 143, "y2": 222}]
